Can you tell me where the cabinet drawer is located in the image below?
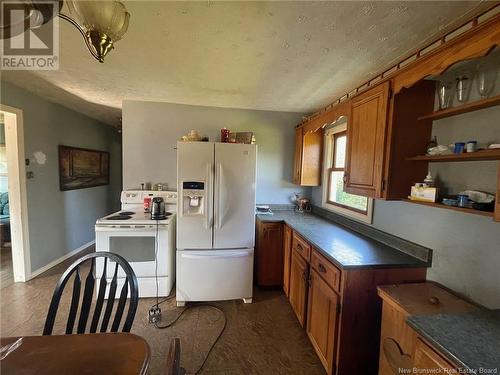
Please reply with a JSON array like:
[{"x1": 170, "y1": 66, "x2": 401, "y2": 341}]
[
  {"x1": 311, "y1": 249, "x2": 341, "y2": 293},
  {"x1": 413, "y1": 338, "x2": 456, "y2": 371},
  {"x1": 292, "y1": 232, "x2": 311, "y2": 262}
]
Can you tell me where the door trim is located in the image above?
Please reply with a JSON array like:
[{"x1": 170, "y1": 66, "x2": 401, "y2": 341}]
[{"x1": 1, "y1": 104, "x2": 31, "y2": 282}]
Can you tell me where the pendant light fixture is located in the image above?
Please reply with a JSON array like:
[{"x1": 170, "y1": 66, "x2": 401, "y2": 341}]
[
  {"x1": 0, "y1": 1, "x2": 129, "y2": 63},
  {"x1": 59, "y1": 1, "x2": 130, "y2": 63}
]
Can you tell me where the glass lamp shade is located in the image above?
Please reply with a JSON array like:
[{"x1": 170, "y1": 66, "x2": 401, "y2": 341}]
[{"x1": 66, "y1": 1, "x2": 130, "y2": 62}]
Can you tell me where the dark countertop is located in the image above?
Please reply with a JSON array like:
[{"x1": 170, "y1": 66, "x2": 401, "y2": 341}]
[
  {"x1": 407, "y1": 310, "x2": 500, "y2": 372},
  {"x1": 256, "y1": 211, "x2": 429, "y2": 270}
]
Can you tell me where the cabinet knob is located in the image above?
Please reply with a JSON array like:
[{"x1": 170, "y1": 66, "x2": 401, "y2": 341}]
[
  {"x1": 429, "y1": 296, "x2": 440, "y2": 305},
  {"x1": 318, "y1": 263, "x2": 327, "y2": 273}
]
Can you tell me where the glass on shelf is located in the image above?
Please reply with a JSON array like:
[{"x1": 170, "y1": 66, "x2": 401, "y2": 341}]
[
  {"x1": 476, "y1": 58, "x2": 497, "y2": 98},
  {"x1": 455, "y1": 72, "x2": 472, "y2": 103},
  {"x1": 437, "y1": 80, "x2": 453, "y2": 110}
]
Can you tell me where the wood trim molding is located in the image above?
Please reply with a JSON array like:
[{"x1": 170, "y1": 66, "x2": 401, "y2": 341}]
[
  {"x1": 392, "y1": 13, "x2": 500, "y2": 94},
  {"x1": 301, "y1": 101, "x2": 350, "y2": 133},
  {"x1": 298, "y1": 3, "x2": 500, "y2": 128}
]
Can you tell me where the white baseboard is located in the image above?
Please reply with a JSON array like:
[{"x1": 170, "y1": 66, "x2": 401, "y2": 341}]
[{"x1": 30, "y1": 240, "x2": 95, "y2": 279}]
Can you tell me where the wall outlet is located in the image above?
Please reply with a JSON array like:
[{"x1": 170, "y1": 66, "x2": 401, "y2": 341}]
[{"x1": 148, "y1": 306, "x2": 161, "y2": 324}]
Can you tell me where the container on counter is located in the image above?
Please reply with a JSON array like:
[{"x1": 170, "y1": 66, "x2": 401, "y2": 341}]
[
  {"x1": 457, "y1": 194, "x2": 469, "y2": 208},
  {"x1": 466, "y1": 141, "x2": 477, "y2": 153},
  {"x1": 220, "y1": 128, "x2": 230, "y2": 143},
  {"x1": 453, "y1": 142, "x2": 466, "y2": 154}
]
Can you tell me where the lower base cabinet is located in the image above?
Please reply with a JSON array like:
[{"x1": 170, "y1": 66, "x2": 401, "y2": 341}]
[
  {"x1": 306, "y1": 268, "x2": 340, "y2": 375},
  {"x1": 256, "y1": 219, "x2": 428, "y2": 375},
  {"x1": 283, "y1": 225, "x2": 292, "y2": 296},
  {"x1": 289, "y1": 249, "x2": 309, "y2": 327},
  {"x1": 413, "y1": 338, "x2": 456, "y2": 372},
  {"x1": 255, "y1": 220, "x2": 283, "y2": 287},
  {"x1": 377, "y1": 283, "x2": 478, "y2": 375}
]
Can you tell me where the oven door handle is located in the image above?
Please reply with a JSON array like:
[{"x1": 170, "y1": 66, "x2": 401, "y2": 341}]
[{"x1": 95, "y1": 225, "x2": 168, "y2": 231}]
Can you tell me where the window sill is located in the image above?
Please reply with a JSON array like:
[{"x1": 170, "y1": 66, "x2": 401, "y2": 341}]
[{"x1": 322, "y1": 201, "x2": 373, "y2": 224}]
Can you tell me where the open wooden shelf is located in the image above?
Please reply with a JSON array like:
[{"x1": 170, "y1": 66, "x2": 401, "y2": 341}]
[
  {"x1": 406, "y1": 149, "x2": 500, "y2": 162},
  {"x1": 418, "y1": 94, "x2": 500, "y2": 121},
  {"x1": 402, "y1": 199, "x2": 494, "y2": 218}
]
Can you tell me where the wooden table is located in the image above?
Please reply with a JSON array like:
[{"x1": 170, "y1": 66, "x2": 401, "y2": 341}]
[{"x1": 0, "y1": 333, "x2": 151, "y2": 374}]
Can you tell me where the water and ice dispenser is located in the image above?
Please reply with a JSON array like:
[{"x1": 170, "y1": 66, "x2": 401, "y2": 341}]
[{"x1": 181, "y1": 181, "x2": 205, "y2": 216}]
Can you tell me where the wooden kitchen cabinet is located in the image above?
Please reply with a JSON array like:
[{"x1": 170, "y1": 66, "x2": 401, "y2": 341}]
[
  {"x1": 255, "y1": 220, "x2": 284, "y2": 287},
  {"x1": 345, "y1": 81, "x2": 390, "y2": 198},
  {"x1": 283, "y1": 225, "x2": 292, "y2": 296},
  {"x1": 293, "y1": 126, "x2": 323, "y2": 186},
  {"x1": 289, "y1": 248, "x2": 309, "y2": 327},
  {"x1": 343, "y1": 79, "x2": 436, "y2": 199},
  {"x1": 306, "y1": 268, "x2": 340, "y2": 374},
  {"x1": 291, "y1": 231, "x2": 311, "y2": 262},
  {"x1": 413, "y1": 339, "x2": 456, "y2": 372},
  {"x1": 377, "y1": 283, "x2": 478, "y2": 375},
  {"x1": 256, "y1": 219, "x2": 429, "y2": 375}
]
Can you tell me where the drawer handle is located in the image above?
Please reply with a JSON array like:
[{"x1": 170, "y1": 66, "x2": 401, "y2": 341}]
[
  {"x1": 318, "y1": 263, "x2": 327, "y2": 273},
  {"x1": 429, "y1": 296, "x2": 440, "y2": 305}
]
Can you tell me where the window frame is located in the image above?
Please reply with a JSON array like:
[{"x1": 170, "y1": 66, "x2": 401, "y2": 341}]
[{"x1": 321, "y1": 119, "x2": 373, "y2": 224}]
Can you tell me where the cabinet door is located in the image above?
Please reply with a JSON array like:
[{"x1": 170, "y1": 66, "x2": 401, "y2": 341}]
[
  {"x1": 306, "y1": 269, "x2": 340, "y2": 375},
  {"x1": 345, "y1": 81, "x2": 390, "y2": 198},
  {"x1": 301, "y1": 130, "x2": 323, "y2": 186},
  {"x1": 413, "y1": 339, "x2": 456, "y2": 372},
  {"x1": 256, "y1": 222, "x2": 283, "y2": 287},
  {"x1": 289, "y1": 249, "x2": 309, "y2": 327},
  {"x1": 293, "y1": 127, "x2": 323, "y2": 186},
  {"x1": 293, "y1": 127, "x2": 303, "y2": 185},
  {"x1": 283, "y1": 225, "x2": 292, "y2": 296}
]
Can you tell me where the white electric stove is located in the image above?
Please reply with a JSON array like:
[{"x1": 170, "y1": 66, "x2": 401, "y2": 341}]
[{"x1": 95, "y1": 190, "x2": 177, "y2": 298}]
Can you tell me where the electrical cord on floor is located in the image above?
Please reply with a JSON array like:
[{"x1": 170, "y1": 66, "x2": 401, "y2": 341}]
[
  {"x1": 149, "y1": 212, "x2": 226, "y2": 374},
  {"x1": 153, "y1": 301, "x2": 228, "y2": 375},
  {"x1": 154, "y1": 219, "x2": 160, "y2": 308}
]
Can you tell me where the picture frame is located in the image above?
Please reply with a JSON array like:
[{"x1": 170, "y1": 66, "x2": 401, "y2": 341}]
[{"x1": 59, "y1": 145, "x2": 110, "y2": 191}]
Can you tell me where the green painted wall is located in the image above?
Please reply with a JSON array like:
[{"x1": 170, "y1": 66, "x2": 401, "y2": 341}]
[{"x1": 0, "y1": 81, "x2": 122, "y2": 272}]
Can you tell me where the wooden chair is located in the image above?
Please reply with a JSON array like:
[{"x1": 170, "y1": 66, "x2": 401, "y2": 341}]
[
  {"x1": 43, "y1": 252, "x2": 139, "y2": 335},
  {"x1": 165, "y1": 338, "x2": 184, "y2": 375}
]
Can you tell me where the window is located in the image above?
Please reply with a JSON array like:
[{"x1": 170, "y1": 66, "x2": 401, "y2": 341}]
[{"x1": 322, "y1": 121, "x2": 373, "y2": 223}]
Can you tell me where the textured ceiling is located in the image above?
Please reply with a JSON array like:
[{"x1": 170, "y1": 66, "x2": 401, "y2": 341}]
[{"x1": 0, "y1": 1, "x2": 490, "y2": 126}]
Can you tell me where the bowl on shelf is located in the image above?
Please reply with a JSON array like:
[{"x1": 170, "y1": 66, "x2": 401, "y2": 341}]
[
  {"x1": 472, "y1": 201, "x2": 495, "y2": 212},
  {"x1": 442, "y1": 197, "x2": 459, "y2": 207}
]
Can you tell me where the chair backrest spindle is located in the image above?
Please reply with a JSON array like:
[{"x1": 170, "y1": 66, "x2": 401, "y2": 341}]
[{"x1": 43, "y1": 252, "x2": 138, "y2": 336}]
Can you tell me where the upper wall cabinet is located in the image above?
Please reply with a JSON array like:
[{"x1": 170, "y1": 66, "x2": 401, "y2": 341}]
[
  {"x1": 344, "y1": 81, "x2": 390, "y2": 198},
  {"x1": 344, "y1": 79, "x2": 436, "y2": 200},
  {"x1": 293, "y1": 127, "x2": 323, "y2": 186}
]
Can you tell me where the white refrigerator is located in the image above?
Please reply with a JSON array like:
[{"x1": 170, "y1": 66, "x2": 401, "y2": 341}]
[{"x1": 176, "y1": 142, "x2": 257, "y2": 306}]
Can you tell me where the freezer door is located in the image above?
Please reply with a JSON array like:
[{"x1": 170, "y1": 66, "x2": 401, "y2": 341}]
[
  {"x1": 214, "y1": 143, "x2": 257, "y2": 249},
  {"x1": 176, "y1": 249, "x2": 254, "y2": 302},
  {"x1": 177, "y1": 142, "x2": 214, "y2": 249}
]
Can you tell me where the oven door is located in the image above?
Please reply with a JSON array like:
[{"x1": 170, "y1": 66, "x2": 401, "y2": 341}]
[{"x1": 95, "y1": 224, "x2": 170, "y2": 277}]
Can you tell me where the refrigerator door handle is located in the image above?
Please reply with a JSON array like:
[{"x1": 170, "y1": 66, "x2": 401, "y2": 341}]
[
  {"x1": 181, "y1": 251, "x2": 250, "y2": 260},
  {"x1": 216, "y1": 163, "x2": 224, "y2": 230},
  {"x1": 205, "y1": 162, "x2": 212, "y2": 230}
]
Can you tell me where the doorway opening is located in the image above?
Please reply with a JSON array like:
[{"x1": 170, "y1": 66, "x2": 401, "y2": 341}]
[{"x1": 0, "y1": 105, "x2": 30, "y2": 285}]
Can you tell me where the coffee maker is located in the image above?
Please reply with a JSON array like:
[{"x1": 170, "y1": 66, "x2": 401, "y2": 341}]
[{"x1": 151, "y1": 197, "x2": 167, "y2": 220}]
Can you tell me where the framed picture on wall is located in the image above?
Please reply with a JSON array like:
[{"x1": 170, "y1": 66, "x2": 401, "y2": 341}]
[{"x1": 59, "y1": 145, "x2": 110, "y2": 191}]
